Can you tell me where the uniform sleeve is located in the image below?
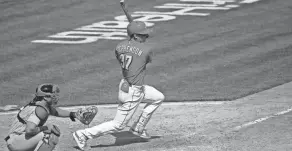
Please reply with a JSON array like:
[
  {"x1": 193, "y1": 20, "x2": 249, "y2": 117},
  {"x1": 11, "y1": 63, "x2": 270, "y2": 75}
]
[{"x1": 27, "y1": 106, "x2": 48, "y2": 125}]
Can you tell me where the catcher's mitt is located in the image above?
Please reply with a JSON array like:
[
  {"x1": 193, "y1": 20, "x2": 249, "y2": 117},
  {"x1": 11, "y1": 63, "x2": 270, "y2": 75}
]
[{"x1": 75, "y1": 106, "x2": 98, "y2": 125}]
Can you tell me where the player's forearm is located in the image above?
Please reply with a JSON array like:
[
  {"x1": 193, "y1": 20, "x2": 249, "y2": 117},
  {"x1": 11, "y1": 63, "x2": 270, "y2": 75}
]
[
  {"x1": 54, "y1": 107, "x2": 76, "y2": 119},
  {"x1": 123, "y1": 8, "x2": 133, "y2": 22}
]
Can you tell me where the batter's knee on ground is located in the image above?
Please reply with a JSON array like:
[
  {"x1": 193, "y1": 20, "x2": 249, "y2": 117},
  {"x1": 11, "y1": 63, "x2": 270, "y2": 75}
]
[{"x1": 35, "y1": 133, "x2": 59, "y2": 151}]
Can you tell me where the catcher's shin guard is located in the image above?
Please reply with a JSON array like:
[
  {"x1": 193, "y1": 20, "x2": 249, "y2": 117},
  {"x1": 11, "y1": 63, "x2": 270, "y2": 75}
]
[{"x1": 35, "y1": 133, "x2": 59, "y2": 151}]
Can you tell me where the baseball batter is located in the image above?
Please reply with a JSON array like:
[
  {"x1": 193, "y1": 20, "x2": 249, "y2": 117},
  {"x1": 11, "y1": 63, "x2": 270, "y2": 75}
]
[
  {"x1": 4, "y1": 83, "x2": 81, "y2": 151},
  {"x1": 72, "y1": 0, "x2": 165, "y2": 150}
]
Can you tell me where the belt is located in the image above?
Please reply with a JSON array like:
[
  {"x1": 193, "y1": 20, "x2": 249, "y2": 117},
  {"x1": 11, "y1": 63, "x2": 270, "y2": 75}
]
[
  {"x1": 4, "y1": 135, "x2": 10, "y2": 142},
  {"x1": 123, "y1": 79, "x2": 142, "y2": 87}
]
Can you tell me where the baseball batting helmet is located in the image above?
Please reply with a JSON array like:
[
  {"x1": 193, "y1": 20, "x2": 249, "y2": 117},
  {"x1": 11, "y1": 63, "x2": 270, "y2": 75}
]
[{"x1": 127, "y1": 21, "x2": 152, "y2": 36}]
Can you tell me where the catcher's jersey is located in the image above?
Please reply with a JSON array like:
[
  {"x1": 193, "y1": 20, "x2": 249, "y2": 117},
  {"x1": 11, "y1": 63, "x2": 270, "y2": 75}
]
[
  {"x1": 115, "y1": 40, "x2": 152, "y2": 86},
  {"x1": 8, "y1": 103, "x2": 49, "y2": 135}
]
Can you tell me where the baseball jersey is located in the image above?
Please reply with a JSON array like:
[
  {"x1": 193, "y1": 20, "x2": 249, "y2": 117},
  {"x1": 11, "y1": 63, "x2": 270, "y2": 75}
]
[
  {"x1": 8, "y1": 102, "x2": 49, "y2": 135},
  {"x1": 115, "y1": 40, "x2": 152, "y2": 86}
]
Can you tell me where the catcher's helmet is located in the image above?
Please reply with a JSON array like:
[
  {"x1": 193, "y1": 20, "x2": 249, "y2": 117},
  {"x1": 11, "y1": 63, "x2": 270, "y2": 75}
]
[
  {"x1": 127, "y1": 21, "x2": 152, "y2": 36},
  {"x1": 36, "y1": 83, "x2": 60, "y2": 102}
]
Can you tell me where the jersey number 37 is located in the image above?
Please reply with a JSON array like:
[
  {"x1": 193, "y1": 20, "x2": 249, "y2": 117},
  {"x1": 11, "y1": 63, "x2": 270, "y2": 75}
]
[{"x1": 119, "y1": 54, "x2": 133, "y2": 70}]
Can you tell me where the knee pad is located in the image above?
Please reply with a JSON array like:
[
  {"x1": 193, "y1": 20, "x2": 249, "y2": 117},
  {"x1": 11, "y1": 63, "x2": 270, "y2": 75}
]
[{"x1": 35, "y1": 133, "x2": 59, "y2": 151}]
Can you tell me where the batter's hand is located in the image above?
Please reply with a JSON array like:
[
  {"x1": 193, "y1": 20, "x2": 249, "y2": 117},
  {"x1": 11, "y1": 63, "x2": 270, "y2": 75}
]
[
  {"x1": 120, "y1": 0, "x2": 125, "y2": 6},
  {"x1": 119, "y1": 0, "x2": 133, "y2": 22}
]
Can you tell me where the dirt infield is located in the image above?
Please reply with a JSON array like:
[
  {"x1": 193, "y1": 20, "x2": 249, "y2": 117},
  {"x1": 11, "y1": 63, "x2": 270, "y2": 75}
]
[{"x1": 1, "y1": 82, "x2": 292, "y2": 151}]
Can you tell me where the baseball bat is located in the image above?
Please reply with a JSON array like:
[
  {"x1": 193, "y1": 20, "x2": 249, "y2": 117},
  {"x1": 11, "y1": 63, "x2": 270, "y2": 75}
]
[{"x1": 120, "y1": 0, "x2": 133, "y2": 23}]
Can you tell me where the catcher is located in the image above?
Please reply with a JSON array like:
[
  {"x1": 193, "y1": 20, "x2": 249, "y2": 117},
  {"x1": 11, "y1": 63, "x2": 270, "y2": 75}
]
[{"x1": 4, "y1": 83, "x2": 97, "y2": 151}]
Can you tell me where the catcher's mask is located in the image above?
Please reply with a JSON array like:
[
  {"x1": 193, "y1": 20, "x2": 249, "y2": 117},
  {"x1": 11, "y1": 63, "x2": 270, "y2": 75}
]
[{"x1": 35, "y1": 83, "x2": 60, "y2": 106}]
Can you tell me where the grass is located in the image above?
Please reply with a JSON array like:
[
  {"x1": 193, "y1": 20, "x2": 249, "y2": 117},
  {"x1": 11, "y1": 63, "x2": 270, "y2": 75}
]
[{"x1": 0, "y1": 0, "x2": 292, "y2": 108}]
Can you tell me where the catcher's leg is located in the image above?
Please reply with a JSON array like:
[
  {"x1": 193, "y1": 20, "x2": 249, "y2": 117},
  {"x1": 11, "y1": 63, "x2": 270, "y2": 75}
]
[
  {"x1": 34, "y1": 132, "x2": 59, "y2": 151},
  {"x1": 131, "y1": 85, "x2": 165, "y2": 138},
  {"x1": 6, "y1": 132, "x2": 44, "y2": 151}
]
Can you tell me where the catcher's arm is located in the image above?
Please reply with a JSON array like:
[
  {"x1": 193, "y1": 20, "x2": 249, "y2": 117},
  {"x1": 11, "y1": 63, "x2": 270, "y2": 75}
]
[
  {"x1": 50, "y1": 107, "x2": 78, "y2": 123},
  {"x1": 120, "y1": 0, "x2": 133, "y2": 23},
  {"x1": 50, "y1": 106, "x2": 97, "y2": 125},
  {"x1": 51, "y1": 107, "x2": 75, "y2": 118},
  {"x1": 25, "y1": 106, "x2": 50, "y2": 137}
]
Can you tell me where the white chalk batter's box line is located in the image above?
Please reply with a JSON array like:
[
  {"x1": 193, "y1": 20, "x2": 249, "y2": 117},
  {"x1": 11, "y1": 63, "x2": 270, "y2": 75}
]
[
  {"x1": 233, "y1": 107, "x2": 292, "y2": 131},
  {"x1": 113, "y1": 104, "x2": 292, "y2": 142},
  {"x1": 32, "y1": 0, "x2": 265, "y2": 44},
  {"x1": 140, "y1": 145, "x2": 216, "y2": 151},
  {"x1": 160, "y1": 106, "x2": 292, "y2": 139}
]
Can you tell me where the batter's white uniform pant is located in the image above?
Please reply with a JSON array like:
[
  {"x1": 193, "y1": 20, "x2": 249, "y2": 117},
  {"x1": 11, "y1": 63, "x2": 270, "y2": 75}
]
[{"x1": 79, "y1": 79, "x2": 165, "y2": 139}]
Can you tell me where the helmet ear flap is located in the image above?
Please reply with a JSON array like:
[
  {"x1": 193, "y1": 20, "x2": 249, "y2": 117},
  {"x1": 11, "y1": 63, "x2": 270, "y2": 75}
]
[{"x1": 127, "y1": 26, "x2": 133, "y2": 37}]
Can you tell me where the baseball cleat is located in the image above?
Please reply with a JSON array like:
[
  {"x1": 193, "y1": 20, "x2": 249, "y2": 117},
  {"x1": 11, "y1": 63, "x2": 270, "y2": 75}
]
[
  {"x1": 73, "y1": 131, "x2": 88, "y2": 151},
  {"x1": 130, "y1": 128, "x2": 151, "y2": 140}
]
